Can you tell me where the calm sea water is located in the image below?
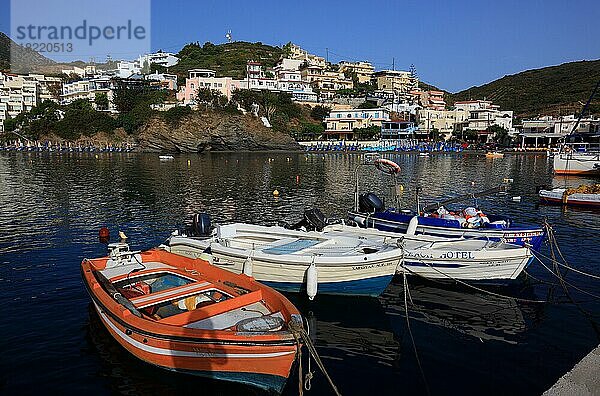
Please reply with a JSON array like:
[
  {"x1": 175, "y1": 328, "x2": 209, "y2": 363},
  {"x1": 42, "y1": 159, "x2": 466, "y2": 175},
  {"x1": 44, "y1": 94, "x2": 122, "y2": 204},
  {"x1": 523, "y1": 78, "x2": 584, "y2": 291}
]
[{"x1": 0, "y1": 151, "x2": 599, "y2": 395}]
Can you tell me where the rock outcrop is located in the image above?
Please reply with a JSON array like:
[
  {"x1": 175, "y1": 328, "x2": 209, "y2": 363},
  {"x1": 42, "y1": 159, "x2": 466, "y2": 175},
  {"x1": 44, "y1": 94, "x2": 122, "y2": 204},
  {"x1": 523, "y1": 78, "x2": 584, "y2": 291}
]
[{"x1": 135, "y1": 111, "x2": 301, "y2": 152}]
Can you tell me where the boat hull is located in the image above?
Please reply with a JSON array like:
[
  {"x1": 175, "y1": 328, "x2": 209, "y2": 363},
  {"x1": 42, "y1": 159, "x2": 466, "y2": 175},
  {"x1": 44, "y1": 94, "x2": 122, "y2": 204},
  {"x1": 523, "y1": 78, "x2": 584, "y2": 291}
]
[
  {"x1": 81, "y1": 250, "x2": 300, "y2": 394},
  {"x1": 553, "y1": 153, "x2": 600, "y2": 175},
  {"x1": 349, "y1": 211, "x2": 546, "y2": 251},
  {"x1": 539, "y1": 189, "x2": 600, "y2": 207},
  {"x1": 91, "y1": 301, "x2": 295, "y2": 394},
  {"x1": 168, "y1": 237, "x2": 398, "y2": 297}
]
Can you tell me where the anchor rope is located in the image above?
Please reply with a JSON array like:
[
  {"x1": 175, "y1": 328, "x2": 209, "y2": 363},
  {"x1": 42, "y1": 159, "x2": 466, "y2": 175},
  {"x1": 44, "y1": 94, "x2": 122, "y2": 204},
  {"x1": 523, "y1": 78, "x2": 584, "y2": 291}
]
[
  {"x1": 531, "y1": 254, "x2": 600, "y2": 300},
  {"x1": 403, "y1": 271, "x2": 430, "y2": 395},
  {"x1": 399, "y1": 260, "x2": 547, "y2": 303},
  {"x1": 534, "y1": 224, "x2": 600, "y2": 281},
  {"x1": 289, "y1": 321, "x2": 342, "y2": 396}
]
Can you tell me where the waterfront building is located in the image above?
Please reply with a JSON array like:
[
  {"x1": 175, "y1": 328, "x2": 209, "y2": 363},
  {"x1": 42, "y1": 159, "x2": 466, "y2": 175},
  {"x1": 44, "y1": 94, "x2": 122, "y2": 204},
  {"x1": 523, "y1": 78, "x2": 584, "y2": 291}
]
[
  {"x1": 417, "y1": 108, "x2": 465, "y2": 136},
  {"x1": 453, "y1": 100, "x2": 514, "y2": 140},
  {"x1": 0, "y1": 73, "x2": 40, "y2": 132},
  {"x1": 324, "y1": 107, "x2": 390, "y2": 140},
  {"x1": 338, "y1": 61, "x2": 375, "y2": 84},
  {"x1": 519, "y1": 115, "x2": 600, "y2": 148},
  {"x1": 115, "y1": 51, "x2": 180, "y2": 79},
  {"x1": 380, "y1": 121, "x2": 419, "y2": 139}
]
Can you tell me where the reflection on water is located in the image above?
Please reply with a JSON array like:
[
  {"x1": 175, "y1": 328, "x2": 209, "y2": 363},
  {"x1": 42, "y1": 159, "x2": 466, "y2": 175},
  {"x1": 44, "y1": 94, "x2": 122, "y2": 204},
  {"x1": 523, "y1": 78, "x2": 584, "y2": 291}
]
[
  {"x1": 383, "y1": 279, "x2": 540, "y2": 344},
  {"x1": 1, "y1": 151, "x2": 599, "y2": 395}
]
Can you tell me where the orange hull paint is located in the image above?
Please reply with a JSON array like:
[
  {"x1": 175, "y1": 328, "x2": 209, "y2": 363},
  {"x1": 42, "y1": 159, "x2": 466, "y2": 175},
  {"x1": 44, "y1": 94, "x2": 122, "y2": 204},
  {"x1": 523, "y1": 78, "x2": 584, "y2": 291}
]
[{"x1": 82, "y1": 249, "x2": 302, "y2": 393}]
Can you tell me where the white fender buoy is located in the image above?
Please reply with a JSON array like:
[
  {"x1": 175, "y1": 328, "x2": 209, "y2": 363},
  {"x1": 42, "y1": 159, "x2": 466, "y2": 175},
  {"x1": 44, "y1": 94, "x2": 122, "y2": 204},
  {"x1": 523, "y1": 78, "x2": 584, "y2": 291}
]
[
  {"x1": 406, "y1": 216, "x2": 419, "y2": 236},
  {"x1": 243, "y1": 256, "x2": 253, "y2": 277},
  {"x1": 199, "y1": 252, "x2": 213, "y2": 265},
  {"x1": 306, "y1": 262, "x2": 318, "y2": 300}
]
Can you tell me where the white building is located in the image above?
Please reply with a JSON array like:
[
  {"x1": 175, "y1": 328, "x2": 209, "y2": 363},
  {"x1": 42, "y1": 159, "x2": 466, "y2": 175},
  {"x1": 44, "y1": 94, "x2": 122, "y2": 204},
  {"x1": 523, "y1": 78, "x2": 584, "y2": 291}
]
[
  {"x1": 453, "y1": 100, "x2": 514, "y2": 140},
  {"x1": 324, "y1": 108, "x2": 390, "y2": 140},
  {"x1": 115, "y1": 51, "x2": 180, "y2": 78},
  {"x1": 0, "y1": 72, "x2": 62, "y2": 132},
  {"x1": 61, "y1": 76, "x2": 116, "y2": 112},
  {"x1": 519, "y1": 115, "x2": 600, "y2": 148},
  {"x1": 146, "y1": 72, "x2": 178, "y2": 91}
]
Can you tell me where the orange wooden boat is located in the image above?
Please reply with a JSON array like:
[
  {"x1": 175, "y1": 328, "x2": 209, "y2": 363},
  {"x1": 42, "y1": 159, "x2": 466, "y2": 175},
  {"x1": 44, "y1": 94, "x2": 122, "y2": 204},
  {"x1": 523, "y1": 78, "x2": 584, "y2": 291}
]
[{"x1": 82, "y1": 243, "x2": 303, "y2": 393}]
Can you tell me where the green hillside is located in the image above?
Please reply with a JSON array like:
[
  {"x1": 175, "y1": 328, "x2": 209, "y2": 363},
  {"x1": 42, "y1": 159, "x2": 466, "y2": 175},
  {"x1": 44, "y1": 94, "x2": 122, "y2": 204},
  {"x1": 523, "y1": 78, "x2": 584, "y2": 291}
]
[
  {"x1": 448, "y1": 59, "x2": 600, "y2": 117},
  {"x1": 171, "y1": 41, "x2": 285, "y2": 79}
]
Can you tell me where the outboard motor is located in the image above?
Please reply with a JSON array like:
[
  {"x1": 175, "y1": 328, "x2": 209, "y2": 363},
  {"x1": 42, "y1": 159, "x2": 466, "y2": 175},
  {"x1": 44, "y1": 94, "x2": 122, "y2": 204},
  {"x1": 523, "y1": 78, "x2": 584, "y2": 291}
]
[
  {"x1": 190, "y1": 213, "x2": 212, "y2": 237},
  {"x1": 358, "y1": 193, "x2": 385, "y2": 213},
  {"x1": 288, "y1": 208, "x2": 329, "y2": 232}
]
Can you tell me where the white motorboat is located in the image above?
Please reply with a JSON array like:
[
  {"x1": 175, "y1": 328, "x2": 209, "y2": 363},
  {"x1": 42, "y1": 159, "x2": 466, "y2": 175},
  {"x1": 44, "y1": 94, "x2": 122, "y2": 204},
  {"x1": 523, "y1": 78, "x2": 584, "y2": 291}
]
[
  {"x1": 323, "y1": 223, "x2": 533, "y2": 282},
  {"x1": 165, "y1": 222, "x2": 401, "y2": 299},
  {"x1": 553, "y1": 144, "x2": 600, "y2": 175}
]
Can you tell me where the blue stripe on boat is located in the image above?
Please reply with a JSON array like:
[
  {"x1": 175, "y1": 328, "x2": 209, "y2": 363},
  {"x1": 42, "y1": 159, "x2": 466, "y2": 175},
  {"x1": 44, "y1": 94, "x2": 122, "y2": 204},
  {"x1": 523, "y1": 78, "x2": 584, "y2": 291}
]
[
  {"x1": 403, "y1": 261, "x2": 466, "y2": 268},
  {"x1": 172, "y1": 368, "x2": 288, "y2": 393},
  {"x1": 264, "y1": 274, "x2": 394, "y2": 297}
]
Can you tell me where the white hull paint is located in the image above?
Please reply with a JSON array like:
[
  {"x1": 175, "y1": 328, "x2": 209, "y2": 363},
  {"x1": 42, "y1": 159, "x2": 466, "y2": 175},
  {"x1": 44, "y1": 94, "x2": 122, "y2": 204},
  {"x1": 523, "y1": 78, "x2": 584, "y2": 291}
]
[
  {"x1": 553, "y1": 153, "x2": 600, "y2": 175},
  {"x1": 324, "y1": 224, "x2": 533, "y2": 282}
]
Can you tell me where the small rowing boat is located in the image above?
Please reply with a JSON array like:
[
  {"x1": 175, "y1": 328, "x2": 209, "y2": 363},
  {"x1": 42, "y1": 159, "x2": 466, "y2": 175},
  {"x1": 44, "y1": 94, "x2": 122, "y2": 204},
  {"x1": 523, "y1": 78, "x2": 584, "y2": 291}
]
[
  {"x1": 485, "y1": 151, "x2": 504, "y2": 158},
  {"x1": 82, "y1": 243, "x2": 302, "y2": 393},
  {"x1": 166, "y1": 221, "x2": 401, "y2": 299},
  {"x1": 159, "y1": 155, "x2": 175, "y2": 160}
]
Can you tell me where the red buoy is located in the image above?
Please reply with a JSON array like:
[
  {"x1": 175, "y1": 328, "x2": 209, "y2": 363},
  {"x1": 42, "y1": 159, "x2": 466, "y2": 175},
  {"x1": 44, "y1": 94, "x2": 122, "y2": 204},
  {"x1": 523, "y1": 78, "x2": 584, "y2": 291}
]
[{"x1": 99, "y1": 227, "x2": 110, "y2": 239}]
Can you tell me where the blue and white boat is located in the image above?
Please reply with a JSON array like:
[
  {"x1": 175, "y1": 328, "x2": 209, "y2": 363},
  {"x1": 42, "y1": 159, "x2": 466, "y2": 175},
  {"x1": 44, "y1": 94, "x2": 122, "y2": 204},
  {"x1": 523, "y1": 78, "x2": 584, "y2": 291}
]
[
  {"x1": 349, "y1": 158, "x2": 546, "y2": 251},
  {"x1": 165, "y1": 222, "x2": 400, "y2": 299},
  {"x1": 349, "y1": 199, "x2": 545, "y2": 251}
]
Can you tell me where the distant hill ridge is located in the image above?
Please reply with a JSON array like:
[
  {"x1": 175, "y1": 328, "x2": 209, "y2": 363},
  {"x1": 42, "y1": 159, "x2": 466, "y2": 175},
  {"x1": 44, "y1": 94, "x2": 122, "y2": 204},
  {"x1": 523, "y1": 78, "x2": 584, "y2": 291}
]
[
  {"x1": 1, "y1": 32, "x2": 599, "y2": 117},
  {"x1": 0, "y1": 31, "x2": 55, "y2": 72},
  {"x1": 448, "y1": 59, "x2": 600, "y2": 117}
]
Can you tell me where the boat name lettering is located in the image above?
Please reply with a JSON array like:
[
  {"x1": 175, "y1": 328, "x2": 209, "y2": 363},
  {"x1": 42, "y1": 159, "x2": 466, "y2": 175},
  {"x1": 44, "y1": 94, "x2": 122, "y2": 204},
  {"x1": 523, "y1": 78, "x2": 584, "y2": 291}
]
[
  {"x1": 440, "y1": 251, "x2": 475, "y2": 260},
  {"x1": 352, "y1": 262, "x2": 394, "y2": 271}
]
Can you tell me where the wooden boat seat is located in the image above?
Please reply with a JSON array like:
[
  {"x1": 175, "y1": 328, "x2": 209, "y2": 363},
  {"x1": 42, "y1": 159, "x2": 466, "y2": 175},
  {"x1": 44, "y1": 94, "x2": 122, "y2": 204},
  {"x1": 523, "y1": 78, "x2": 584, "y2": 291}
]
[
  {"x1": 101, "y1": 261, "x2": 175, "y2": 280},
  {"x1": 129, "y1": 280, "x2": 213, "y2": 309},
  {"x1": 159, "y1": 289, "x2": 264, "y2": 326}
]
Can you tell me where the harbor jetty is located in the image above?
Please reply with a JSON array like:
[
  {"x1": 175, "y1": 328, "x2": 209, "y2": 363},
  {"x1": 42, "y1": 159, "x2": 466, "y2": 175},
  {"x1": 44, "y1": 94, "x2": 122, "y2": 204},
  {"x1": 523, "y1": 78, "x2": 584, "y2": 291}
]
[{"x1": 544, "y1": 344, "x2": 600, "y2": 395}]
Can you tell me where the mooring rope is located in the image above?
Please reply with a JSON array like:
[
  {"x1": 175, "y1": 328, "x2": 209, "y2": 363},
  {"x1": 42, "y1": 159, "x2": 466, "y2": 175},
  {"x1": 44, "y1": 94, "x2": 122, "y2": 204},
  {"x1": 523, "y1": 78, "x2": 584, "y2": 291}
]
[
  {"x1": 289, "y1": 321, "x2": 342, "y2": 396},
  {"x1": 531, "y1": 254, "x2": 600, "y2": 300},
  {"x1": 399, "y1": 261, "x2": 547, "y2": 303},
  {"x1": 403, "y1": 272, "x2": 430, "y2": 396}
]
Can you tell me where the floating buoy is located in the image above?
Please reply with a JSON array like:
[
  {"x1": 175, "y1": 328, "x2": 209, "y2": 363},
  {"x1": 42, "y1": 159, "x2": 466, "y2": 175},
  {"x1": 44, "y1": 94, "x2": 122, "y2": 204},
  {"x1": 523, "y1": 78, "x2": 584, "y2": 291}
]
[
  {"x1": 273, "y1": 189, "x2": 280, "y2": 197},
  {"x1": 187, "y1": 159, "x2": 191, "y2": 166},
  {"x1": 243, "y1": 256, "x2": 253, "y2": 277},
  {"x1": 306, "y1": 262, "x2": 318, "y2": 300},
  {"x1": 406, "y1": 216, "x2": 419, "y2": 235},
  {"x1": 199, "y1": 246, "x2": 213, "y2": 265},
  {"x1": 399, "y1": 184, "x2": 404, "y2": 191},
  {"x1": 118, "y1": 231, "x2": 128, "y2": 240},
  {"x1": 95, "y1": 154, "x2": 99, "y2": 159},
  {"x1": 471, "y1": 181, "x2": 475, "y2": 186},
  {"x1": 98, "y1": 227, "x2": 110, "y2": 240},
  {"x1": 296, "y1": 175, "x2": 300, "y2": 184}
]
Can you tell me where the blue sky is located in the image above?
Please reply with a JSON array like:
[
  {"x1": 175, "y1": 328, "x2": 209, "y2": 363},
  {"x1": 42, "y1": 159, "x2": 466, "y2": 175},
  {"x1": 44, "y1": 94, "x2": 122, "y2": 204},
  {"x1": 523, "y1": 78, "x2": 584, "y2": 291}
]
[{"x1": 1, "y1": 0, "x2": 599, "y2": 92}]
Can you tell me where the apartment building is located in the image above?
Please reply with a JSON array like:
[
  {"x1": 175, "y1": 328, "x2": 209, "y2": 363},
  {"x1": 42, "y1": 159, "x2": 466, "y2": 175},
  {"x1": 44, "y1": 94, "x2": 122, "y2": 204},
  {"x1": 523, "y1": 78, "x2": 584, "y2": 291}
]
[
  {"x1": 301, "y1": 64, "x2": 353, "y2": 101},
  {"x1": 61, "y1": 76, "x2": 116, "y2": 111},
  {"x1": 324, "y1": 108, "x2": 390, "y2": 140},
  {"x1": 0, "y1": 73, "x2": 40, "y2": 133},
  {"x1": 454, "y1": 100, "x2": 513, "y2": 138},
  {"x1": 338, "y1": 61, "x2": 375, "y2": 84},
  {"x1": 176, "y1": 69, "x2": 240, "y2": 103},
  {"x1": 373, "y1": 70, "x2": 417, "y2": 95}
]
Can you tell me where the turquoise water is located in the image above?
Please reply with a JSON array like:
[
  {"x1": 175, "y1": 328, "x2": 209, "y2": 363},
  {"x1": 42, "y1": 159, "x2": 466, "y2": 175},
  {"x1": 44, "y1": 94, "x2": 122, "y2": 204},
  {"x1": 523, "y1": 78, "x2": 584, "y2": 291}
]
[{"x1": 0, "y1": 151, "x2": 599, "y2": 395}]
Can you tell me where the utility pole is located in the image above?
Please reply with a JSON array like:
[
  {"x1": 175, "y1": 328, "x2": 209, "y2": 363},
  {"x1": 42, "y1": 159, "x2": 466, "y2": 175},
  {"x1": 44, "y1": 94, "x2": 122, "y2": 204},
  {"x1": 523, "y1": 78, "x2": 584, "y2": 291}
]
[
  {"x1": 392, "y1": 57, "x2": 395, "y2": 71},
  {"x1": 326, "y1": 48, "x2": 329, "y2": 64}
]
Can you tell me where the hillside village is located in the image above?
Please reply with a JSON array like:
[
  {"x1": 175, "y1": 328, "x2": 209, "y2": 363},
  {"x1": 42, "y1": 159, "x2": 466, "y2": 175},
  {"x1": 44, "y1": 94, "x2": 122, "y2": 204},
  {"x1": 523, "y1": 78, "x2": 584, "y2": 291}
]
[{"x1": 1, "y1": 40, "x2": 599, "y2": 148}]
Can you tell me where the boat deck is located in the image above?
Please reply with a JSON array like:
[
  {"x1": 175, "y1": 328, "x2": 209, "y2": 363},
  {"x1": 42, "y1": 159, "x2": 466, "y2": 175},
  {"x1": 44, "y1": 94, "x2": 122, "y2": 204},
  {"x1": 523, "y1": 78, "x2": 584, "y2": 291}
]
[{"x1": 98, "y1": 260, "x2": 283, "y2": 331}]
